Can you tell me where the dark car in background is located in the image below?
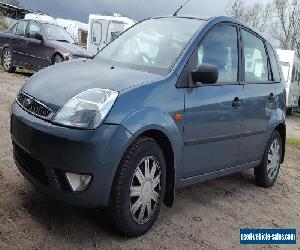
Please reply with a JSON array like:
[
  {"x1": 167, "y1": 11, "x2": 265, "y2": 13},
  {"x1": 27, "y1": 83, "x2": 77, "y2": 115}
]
[{"x1": 0, "y1": 19, "x2": 91, "y2": 72}]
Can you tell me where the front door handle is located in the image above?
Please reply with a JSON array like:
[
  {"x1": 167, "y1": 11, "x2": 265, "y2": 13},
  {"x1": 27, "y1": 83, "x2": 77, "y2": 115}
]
[{"x1": 232, "y1": 97, "x2": 240, "y2": 108}]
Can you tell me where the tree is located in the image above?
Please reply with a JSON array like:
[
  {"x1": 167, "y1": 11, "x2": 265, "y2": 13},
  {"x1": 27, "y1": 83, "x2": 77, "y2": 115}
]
[
  {"x1": 273, "y1": 0, "x2": 300, "y2": 54},
  {"x1": 1, "y1": 0, "x2": 20, "y2": 7},
  {"x1": 226, "y1": 0, "x2": 273, "y2": 33},
  {"x1": 227, "y1": 0, "x2": 300, "y2": 56}
]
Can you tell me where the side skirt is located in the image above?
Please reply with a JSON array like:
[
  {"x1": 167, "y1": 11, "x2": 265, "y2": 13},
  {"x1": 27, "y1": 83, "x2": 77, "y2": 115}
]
[{"x1": 177, "y1": 160, "x2": 260, "y2": 188}]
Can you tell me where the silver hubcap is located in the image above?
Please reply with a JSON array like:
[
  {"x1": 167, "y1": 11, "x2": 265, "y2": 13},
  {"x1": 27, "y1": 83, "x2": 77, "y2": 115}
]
[
  {"x1": 54, "y1": 56, "x2": 63, "y2": 64},
  {"x1": 267, "y1": 139, "x2": 280, "y2": 179},
  {"x1": 3, "y1": 50, "x2": 12, "y2": 69},
  {"x1": 129, "y1": 156, "x2": 161, "y2": 224}
]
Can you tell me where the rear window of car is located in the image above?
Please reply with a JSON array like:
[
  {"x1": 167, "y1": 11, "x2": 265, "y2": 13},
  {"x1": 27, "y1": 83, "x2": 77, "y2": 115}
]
[
  {"x1": 266, "y1": 43, "x2": 281, "y2": 83},
  {"x1": 10, "y1": 23, "x2": 18, "y2": 34},
  {"x1": 242, "y1": 29, "x2": 269, "y2": 82},
  {"x1": 15, "y1": 21, "x2": 28, "y2": 37}
]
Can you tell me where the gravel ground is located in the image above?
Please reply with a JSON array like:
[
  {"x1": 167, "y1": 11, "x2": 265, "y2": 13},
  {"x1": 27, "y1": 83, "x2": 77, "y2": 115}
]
[
  {"x1": 0, "y1": 69, "x2": 299, "y2": 249},
  {"x1": 286, "y1": 115, "x2": 300, "y2": 139}
]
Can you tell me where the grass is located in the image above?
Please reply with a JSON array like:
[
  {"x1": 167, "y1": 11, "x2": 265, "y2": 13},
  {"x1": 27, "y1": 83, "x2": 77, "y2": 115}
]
[
  {"x1": 287, "y1": 137, "x2": 300, "y2": 150},
  {"x1": 0, "y1": 64, "x2": 34, "y2": 76}
]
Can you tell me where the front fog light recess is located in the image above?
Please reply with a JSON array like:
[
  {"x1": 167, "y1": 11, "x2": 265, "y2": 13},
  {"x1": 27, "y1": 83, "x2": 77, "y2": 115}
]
[{"x1": 65, "y1": 172, "x2": 92, "y2": 192}]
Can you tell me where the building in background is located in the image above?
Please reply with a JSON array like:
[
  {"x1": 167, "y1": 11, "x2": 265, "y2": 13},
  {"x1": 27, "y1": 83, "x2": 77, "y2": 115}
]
[{"x1": 0, "y1": 2, "x2": 40, "y2": 28}]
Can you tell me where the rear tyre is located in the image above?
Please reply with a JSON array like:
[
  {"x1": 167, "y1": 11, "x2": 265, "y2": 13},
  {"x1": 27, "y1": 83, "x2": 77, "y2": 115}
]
[
  {"x1": 254, "y1": 131, "x2": 282, "y2": 188},
  {"x1": 109, "y1": 137, "x2": 166, "y2": 237},
  {"x1": 2, "y1": 48, "x2": 15, "y2": 73},
  {"x1": 53, "y1": 54, "x2": 64, "y2": 64}
]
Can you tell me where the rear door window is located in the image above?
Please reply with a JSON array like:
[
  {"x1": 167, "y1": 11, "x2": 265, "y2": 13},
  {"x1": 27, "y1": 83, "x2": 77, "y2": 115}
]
[
  {"x1": 15, "y1": 20, "x2": 28, "y2": 37},
  {"x1": 242, "y1": 30, "x2": 269, "y2": 82}
]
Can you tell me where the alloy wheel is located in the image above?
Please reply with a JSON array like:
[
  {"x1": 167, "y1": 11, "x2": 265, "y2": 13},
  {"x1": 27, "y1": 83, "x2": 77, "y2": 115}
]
[
  {"x1": 267, "y1": 139, "x2": 280, "y2": 179},
  {"x1": 129, "y1": 156, "x2": 161, "y2": 224},
  {"x1": 3, "y1": 50, "x2": 12, "y2": 70}
]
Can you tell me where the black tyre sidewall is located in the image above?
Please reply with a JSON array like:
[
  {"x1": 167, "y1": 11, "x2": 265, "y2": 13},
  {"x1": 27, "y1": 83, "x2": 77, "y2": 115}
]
[
  {"x1": 110, "y1": 137, "x2": 166, "y2": 236},
  {"x1": 255, "y1": 131, "x2": 282, "y2": 187}
]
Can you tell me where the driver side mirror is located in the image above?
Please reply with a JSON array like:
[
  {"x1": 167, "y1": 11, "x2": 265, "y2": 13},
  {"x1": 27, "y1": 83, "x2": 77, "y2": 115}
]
[
  {"x1": 34, "y1": 33, "x2": 43, "y2": 41},
  {"x1": 191, "y1": 64, "x2": 219, "y2": 85}
]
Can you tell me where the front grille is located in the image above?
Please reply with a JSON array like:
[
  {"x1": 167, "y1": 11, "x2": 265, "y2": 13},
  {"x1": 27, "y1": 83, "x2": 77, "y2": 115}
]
[
  {"x1": 13, "y1": 143, "x2": 49, "y2": 185},
  {"x1": 17, "y1": 92, "x2": 52, "y2": 119}
]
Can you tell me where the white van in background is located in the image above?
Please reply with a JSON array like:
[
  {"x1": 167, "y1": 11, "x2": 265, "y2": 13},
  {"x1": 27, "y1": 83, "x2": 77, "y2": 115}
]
[
  {"x1": 56, "y1": 19, "x2": 88, "y2": 48},
  {"x1": 277, "y1": 49, "x2": 300, "y2": 114},
  {"x1": 87, "y1": 14, "x2": 135, "y2": 55}
]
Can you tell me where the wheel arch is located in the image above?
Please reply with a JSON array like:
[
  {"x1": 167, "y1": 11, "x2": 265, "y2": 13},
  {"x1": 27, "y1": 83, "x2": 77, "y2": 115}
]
[
  {"x1": 138, "y1": 129, "x2": 175, "y2": 207},
  {"x1": 51, "y1": 52, "x2": 64, "y2": 65},
  {"x1": 118, "y1": 108, "x2": 184, "y2": 207}
]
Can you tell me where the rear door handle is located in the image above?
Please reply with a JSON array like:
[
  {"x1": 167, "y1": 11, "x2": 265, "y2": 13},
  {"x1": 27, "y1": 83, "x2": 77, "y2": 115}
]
[{"x1": 232, "y1": 97, "x2": 240, "y2": 108}]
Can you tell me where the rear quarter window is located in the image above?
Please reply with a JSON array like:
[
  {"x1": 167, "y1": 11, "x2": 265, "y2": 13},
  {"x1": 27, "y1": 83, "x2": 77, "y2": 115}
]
[
  {"x1": 242, "y1": 29, "x2": 269, "y2": 82},
  {"x1": 267, "y1": 43, "x2": 281, "y2": 82}
]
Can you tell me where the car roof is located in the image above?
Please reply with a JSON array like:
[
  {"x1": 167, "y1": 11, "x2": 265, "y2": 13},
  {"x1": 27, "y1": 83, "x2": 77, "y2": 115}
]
[
  {"x1": 21, "y1": 19, "x2": 59, "y2": 25},
  {"x1": 151, "y1": 15, "x2": 267, "y2": 42}
]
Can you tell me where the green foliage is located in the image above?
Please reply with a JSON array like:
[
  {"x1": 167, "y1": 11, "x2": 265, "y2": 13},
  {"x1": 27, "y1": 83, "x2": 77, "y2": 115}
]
[
  {"x1": 287, "y1": 137, "x2": 300, "y2": 146},
  {"x1": 0, "y1": 15, "x2": 8, "y2": 31}
]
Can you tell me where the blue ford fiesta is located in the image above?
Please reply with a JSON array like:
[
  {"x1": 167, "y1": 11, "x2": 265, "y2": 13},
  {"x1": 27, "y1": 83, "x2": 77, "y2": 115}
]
[{"x1": 11, "y1": 15, "x2": 286, "y2": 236}]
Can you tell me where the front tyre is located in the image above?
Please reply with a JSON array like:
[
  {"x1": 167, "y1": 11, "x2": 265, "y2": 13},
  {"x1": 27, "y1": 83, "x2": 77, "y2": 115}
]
[
  {"x1": 255, "y1": 131, "x2": 282, "y2": 188},
  {"x1": 109, "y1": 137, "x2": 166, "y2": 237},
  {"x1": 52, "y1": 54, "x2": 64, "y2": 64}
]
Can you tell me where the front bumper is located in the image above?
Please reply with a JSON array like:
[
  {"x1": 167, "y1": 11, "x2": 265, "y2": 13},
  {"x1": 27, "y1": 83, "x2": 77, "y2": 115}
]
[{"x1": 11, "y1": 101, "x2": 132, "y2": 207}]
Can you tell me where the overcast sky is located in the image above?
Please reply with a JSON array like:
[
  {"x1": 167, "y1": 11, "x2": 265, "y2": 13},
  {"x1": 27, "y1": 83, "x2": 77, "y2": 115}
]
[
  {"x1": 15, "y1": 0, "x2": 227, "y2": 22},
  {"x1": 6, "y1": 0, "x2": 265, "y2": 23}
]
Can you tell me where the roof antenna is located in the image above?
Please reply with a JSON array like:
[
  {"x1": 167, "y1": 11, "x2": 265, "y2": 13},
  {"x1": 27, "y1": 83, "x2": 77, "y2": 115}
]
[{"x1": 173, "y1": 0, "x2": 191, "y2": 16}]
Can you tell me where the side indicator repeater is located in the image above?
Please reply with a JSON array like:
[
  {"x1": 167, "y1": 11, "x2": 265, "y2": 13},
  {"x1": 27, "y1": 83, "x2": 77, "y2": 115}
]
[{"x1": 175, "y1": 113, "x2": 183, "y2": 121}]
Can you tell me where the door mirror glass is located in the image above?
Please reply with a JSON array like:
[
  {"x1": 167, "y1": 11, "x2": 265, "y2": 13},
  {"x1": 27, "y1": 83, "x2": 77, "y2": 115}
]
[
  {"x1": 191, "y1": 64, "x2": 219, "y2": 84},
  {"x1": 34, "y1": 33, "x2": 43, "y2": 41}
]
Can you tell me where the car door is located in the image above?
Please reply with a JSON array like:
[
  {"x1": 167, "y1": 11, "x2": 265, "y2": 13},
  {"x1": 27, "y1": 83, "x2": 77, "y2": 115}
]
[
  {"x1": 236, "y1": 29, "x2": 277, "y2": 165},
  {"x1": 12, "y1": 20, "x2": 29, "y2": 65},
  {"x1": 181, "y1": 24, "x2": 243, "y2": 179},
  {"x1": 89, "y1": 19, "x2": 110, "y2": 54},
  {"x1": 25, "y1": 21, "x2": 51, "y2": 69}
]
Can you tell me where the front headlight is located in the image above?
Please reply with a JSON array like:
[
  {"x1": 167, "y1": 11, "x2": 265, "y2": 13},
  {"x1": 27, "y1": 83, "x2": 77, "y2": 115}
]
[{"x1": 53, "y1": 88, "x2": 118, "y2": 129}]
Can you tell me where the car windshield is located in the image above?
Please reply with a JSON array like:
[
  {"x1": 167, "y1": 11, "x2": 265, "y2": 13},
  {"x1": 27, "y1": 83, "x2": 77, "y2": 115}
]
[
  {"x1": 95, "y1": 17, "x2": 205, "y2": 75},
  {"x1": 42, "y1": 23, "x2": 75, "y2": 43}
]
